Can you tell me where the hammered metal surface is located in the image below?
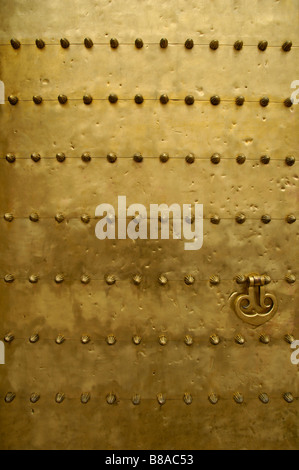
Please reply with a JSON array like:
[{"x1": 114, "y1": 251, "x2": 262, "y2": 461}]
[{"x1": 0, "y1": 0, "x2": 298, "y2": 450}]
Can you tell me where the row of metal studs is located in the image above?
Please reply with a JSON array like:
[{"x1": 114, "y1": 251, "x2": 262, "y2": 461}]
[{"x1": 2, "y1": 391, "x2": 297, "y2": 405}]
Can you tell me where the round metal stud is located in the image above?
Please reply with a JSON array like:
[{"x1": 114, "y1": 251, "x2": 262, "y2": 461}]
[
  {"x1": 185, "y1": 95, "x2": 194, "y2": 105},
  {"x1": 236, "y1": 154, "x2": 246, "y2": 164},
  {"x1": 184, "y1": 274, "x2": 195, "y2": 285},
  {"x1": 105, "y1": 274, "x2": 116, "y2": 285},
  {"x1": 106, "y1": 393, "x2": 117, "y2": 405},
  {"x1": 81, "y1": 214, "x2": 90, "y2": 224},
  {"x1": 55, "y1": 393, "x2": 65, "y2": 404},
  {"x1": 110, "y1": 38, "x2": 119, "y2": 49},
  {"x1": 29, "y1": 334, "x2": 39, "y2": 344},
  {"x1": 33, "y1": 95, "x2": 43, "y2": 105},
  {"x1": 235, "y1": 96, "x2": 245, "y2": 106},
  {"x1": 233, "y1": 392, "x2": 244, "y2": 404},
  {"x1": 58, "y1": 94, "x2": 68, "y2": 104},
  {"x1": 157, "y1": 393, "x2": 166, "y2": 405},
  {"x1": 4, "y1": 274, "x2": 15, "y2": 283},
  {"x1": 282, "y1": 41, "x2": 292, "y2": 52},
  {"x1": 134, "y1": 94, "x2": 144, "y2": 104},
  {"x1": 183, "y1": 393, "x2": 193, "y2": 405},
  {"x1": 283, "y1": 392, "x2": 294, "y2": 403},
  {"x1": 107, "y1": 152, "x2": 117, "y2": 163},
  {"x1": 158, "y1": 274, "x2": 168, "y2": 285},
  {"x1": 55, "y1": 213, "x2": 65, "y2": 223},
  {"x1": 285, "y1": 155, "x2": 295, "y2": 166},
  {"x1": 259, "y1": 393, "x2": 269, "y2": 404},
  {"x1": 10, "y1": 38, "x2": 21, "y2": 49},
  {"x1": 236, "y1": 213, "x2": 246, "y2": 224},
  {"x1": 81, "y1": 335, "x2": 91, "y2": 344},
  {"x1": 4, "y1": 333, "x2": 14, "y2": 343},
  {"x1": 35, "y1": 38, "x2": 45, "y2": 49},
  {"x1": 81, "y1": 393, "x2": 90, "y2": 404},
  {"x1": 185, "y1": 38, "x2": 194, "y2": 49},
  {"x1": 260, "y1": 154, "x2": 270, "y2": 165},
  {"x1": 160, "y1": 94, "x2": 169, "y2": 104},
  {"x1": 80, "y1": 274, "x2": 90, "y2": 285},
  {"x1": 235, "y1": 274, "x2": 247, "y2": 284},
  {"x1": 284, "y1": 333, "x2": 295, "y2": 344},
  {"x1": 210, "y1": 40, "x2": 219, "y2": 50},
  {"x1": 60, "y1": 38, "x2": 70, "y2": 49},
  {"x1": 260, "y1": 96, "x2": 269, "y2": 107},
  {"x1": 210, "y1": 95, "x2": 220, "y2": 106},
  {"x1": 258, "y1": 40, "x2": 268, "y2": 51},
  {"x1": 132, "y1": 394, "x2": 141, "y2": 405},
  {"x1": 211, "y1": 153, "x2": 221, "y2": 164},
  {"x1": 159, "y1": 152, "x2": 169, "y2": 163},
  {"x1": 56, "y1": 152, "x2": 66, "y2": 162},
  {"x1": 81, "y1": 152, "x2": 91, "y2": 162},
  {"x1": 185, "y1": 153, "x2": 195, "y2": 164},
  {"x1": 132, "y1": 335, "x2": 142, "y2": 345},
  {"x1": 184, "y1": 335, "x2": 193, "y2": 346},
  {"x1": 160, "y1": 38, "x2": 168, "y2": 48},
  {"x1": 29, "y1": 212, "x2": 39, "y2": 222},
  {"x1": 135, "y1": 38, "x2": 143, "y2": 49},
  {"x1": 84, "y1": 37, "x2": 93, "y2": 48},
  {"x1": 263, "y1": 275, "x2": 271, "y2": 285},
  {"x1": 55, "y1": 274, "x2": 64, "y2": 284},
  {"x1": 210, "y1": 215, "x2": 220, "y2": 225},
  {"x1": 285, "y1": 274, "x2": 296, "y2": 284},
  {"x1": 210, "y1": 334, "x2": 220, "y2": 346},
  {"x1": 8, "y1": 96, "x2": 18, "y2": 106},
  {"x1": 5, "y1": 392, "x2": 16, "y2": 403},
  {"x1": 132, "y1": 274, "x2": 142, "y2": 285},
  {"x1": 31, "y1": 153, "x2": 41, "y2": 162},
  {"x1": 210, "y1": 275, "x2": 220, "y2": 286},
  {"x1": 235, "y1": 334, "x2": 245, "y2": 345},
  {"x1": 259, "y1": 333, "x2": 270, "y2": 344},
  {"x1": 261, "y1": 214, "x2": 271, "y2": 224},
  {"x1": 4, "y1": 213, "x2": 14, "y2": 222},
  {"x1": 6, "y1": 153, "x2": 16, "y2": 163},
  {"x1": 30, "y1": 393, "x2": 40, "y2": 404},
  {"x1": 284, "y1": 98, "x2": 293, "y2": 108},
  {"x1": 108, "y1": 93, "x2": 118, "y2": 104},
  {"x1": 106, "y1": 334, "x2": 116, "y2": 345},
  {"x1": 133, "y1": 152, "x2": 143, "y2": 162},
  {"x1": 208, "y1": 393, "x2": 219, "y2": 405},
  {"x1": 29, "y1": 274, "x2": 39, "y2": 284},
  {"x1": 286, "y1": 214, "x2": 296, "y2": 224},
  {"x1": 56, "y1": 334, "x2": 65, "y2": 345},
  {"x1": 83, "y1": 94, "x2": 93, "y2": 105},
  {"x1": 159, "y1": 335, "x2": 168, "y2": 346},
  {"x1": 234, "y1": 40, "x2": 243, "y2": 51}
]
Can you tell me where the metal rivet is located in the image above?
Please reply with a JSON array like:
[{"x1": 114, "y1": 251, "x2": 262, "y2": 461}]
[
  {"x1": 4, "y1": 333, "x2": 14, "y2": 343},
  {"x1": 284, "y1": 333, "x2": 295, "y2": 344},
  {"x1": 108, "y1": 93, "x2": 118, "y2": 104},
  {"x1": 236, "y1": 154, "x2": 246, "y2": 164},
  {"x1": 286, "y1": 214, "x2": 296, "y2": 224},
  {"x1": 263, "y1": 274, "x2": 271, "y2": 285},
  {"x1": 160, "y1": 94, "x2": 169, "y2": 104},
  {"x1": 81, "y1": 152, "x2": 91, "y2": 162},
  {"x1": 134, "y1": 94, "x2": 144, "y2": 104},
  {"x1": 285, "y1": 155, "x2": 295, "y2": 166},
  {"x1": 135, "y1": 38, "x2": 143, "y2": 49},
  {"x1": 132, "y1": 335, "x2": 142, "y2": 345},
  {"x1": 35, "y1": 38, "x2": 45, "y2": 49},
  {"x1": 133, "y1": 152, "x2": 143, "y2": 162},
  {"x1": 110, "y1": 38, "x2": 119, "y2": 49},
  {"x1": 60, "y1": 38, "x2": 70, "y2": 49},
  {"x1": 84, "y1": 37, "x2": 93, "y2": 48},
  {"x1": 132, "y1": 394, "x2": 141, "y2": 405},
  {"x1": 30, "y1": 393, "x2": 40, "y2": 404},
  {"x1": 285, "y1": 274, "x2": 296, "y2": 284},
  {"x1": 5, "y1": 392, "x2": 16, "y2": 403},
  {"x1": 58, "y1": 94, "x2": 68, "y2": 104},
  {"x1": 159, "y1": 335, "x2": 168, "y2": 346},
  {"x1": 159, "y1": 152, "x2": 169, "y2": 163},
  {"x1": 101, "y1": 152, "x2": 116, "y2": 165},
  {"x1": 235, "y1": 96, "x2": 245, "y2": 106},
  {"x1": 56, "y1": 152, "x2": 66, "y2": 162},
  {"x1": 260, "y1": 96, "x2": 269, "y2": 107},
  {"x1": 157, "y1": 393, "x2": 166, "y2": 405},
  {"x1": 10, "y1": 38, "x2": 21, "y2": 49},
  {"x1": 259, "y1": 393, "x2": 269, "y2": 404},
  {"x1": 185, "y1": 38, "x2": 194, "y2": 49},
  {"x1": 80, "y1": 274, "x2": 90, "y2": 285},
  {"x1": 132, "y1": 274, "x2": 142, "y2": 285},
  {"x1": 55, "y1": 213, "x2": 65, "y2": 223},
  {"x1": 210, "y1": 275, "x2": 220, "y2": 286},
  {"x1": 184, "y1": 274, "x2": 195, "y2": 285},
  {"x1": 210, "y1": 39, "x2": 219, "y2": 50},
  {"x1": 234, "y1": 40, "x2": 243, "y2": 51},
  {"x1": 185, "y1": 95, "x2": 194, "y2": 105},
  {"x1": 236, "y1": 213, "x2": 246, "y2": 224},
  {"x1": 29, "y1": 274, "x2": 39, "y2": 284},
  {"x1": 55, "y1": 274, "x2": 64, "y2": 284},
  {"x1": 235, "y1": 334, "x2": 245, "y2": 345},
  {"x1": 55, "y1": 393, "x2": 65, "y2": 404},
  {"x1": 185, "y1": 153, "x2": 195, "y2": 164},
  {"x1": 283, "y1": 392, "x2": 294, "y2": 403},
  {"x1": 235, "y1": 274, "x2": 247, "y2": 284},
  {"x1": 81, "y1": 214, "x2": 90, "y2": 224},
  {"x1": 106, "y1": 393, "x2": 117, "y2": 405},
  {"x1": 183, "y1": 335, "x2": 193, "y2": 346},
  {"x1": 233, "y1": 392, "x2": 244, "y2": 404},
  {"x1": 81, "y1": 335, "x2": 91, "y2": 344},
  {"x1": 260, "y1": 154, "x2": 270, "y2": 165},
  {"x1": 210, "y1": 334, "x2": 220, "y2": 346},
  {"x1": 105, "y1": 274, "x2": 116, "y2": 285},
  {"x1": 282, "y1": 41, "x2": 292, "y2": 52},
  {"x1": 284, "y1": 97, "x2": 293, "y2": 108},
  {"x1": 31, "y1": 153, "x2": 41, "y2": 162},
  {"x1": 211, "y1": 153, "x2": 221, "y2": 164},
  {"x1": 29, "y1": 334, "x2": 39, "y2": 344},
  {"x1": 259, "y1": 333, "x2": 270, "y2": 344},
  {"x1": 158, "y1": 274, "x2": 168, "y2": 285},
  {"x1": 6, "y1": 153, "x2": 16, "y2": 163},
  {"x1": 261, "y1": 214, "x2": 271, "y2": 224},
  {"x1": 160, "y1": 38, "x2": 168, "y2": 48},
  {"x1": 4, "y1": 213, "x2": 14, "y2": 222},
  {"x1": 83, "y1": 94, "x2": 93, "y2": 105},
  {"x1": 8, "y1": 95, "x2": 18, "y2": 105},
  {"x1": 4, "y1": 274, "x2": 15, "y2": 283},
  {"x1": 29, "y1": 212, "x2": 39, "y2": 222},
  {"x1": 33, "y1": 95, "x2": 43, "y2": 105},
  {"x1": 210, "y1": 215, "x2": 220, "y2": 225},
  {"x1": 258, "y1": 40, "x2": 268, "y2": 51},
  {"x1": 210, "y1": 95, "x2": 220, "y2": 106},
  {"x1": 208, "y1": 393, "x2": 219, "y2": 405},
  {"x1": 106, "y1": 334, "x2": 116, "y2": 345},
  {"x1": 183, "y1": 393, "x2": 193, "y2": 405},
  {"x1": 81, "y1": 393, "x2": 90, "y2": 404},
  {"x1": 56, "y1": 334, "x2": 65, "y2": 345}
]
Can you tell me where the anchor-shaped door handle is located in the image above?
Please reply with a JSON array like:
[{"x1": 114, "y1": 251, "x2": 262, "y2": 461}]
[{"x1": 232, "y1": 274, "x2": 278, "y2": 326}]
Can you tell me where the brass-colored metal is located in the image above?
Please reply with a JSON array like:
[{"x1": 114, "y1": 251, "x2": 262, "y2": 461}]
[
  {"x1": 261, "y1": 214, "x2": 271, "y2": 224},
  {"x1": 235, "y1": 334, "x2": 245, "y2": 345},
  {"x1": 81, "y1": 152, "x2": 91, "y2": 162},
  {"x1": 184, "y1": 38, "x2": 194, "y2": 49},
  {"x1": 108, "y1": 93, "x2": 118, "y2": 103},
  {"x1": 56, "y1": 152, "x2": 66, "y2": 162},
  {"x1": 132, "y1": 394, "x2": 141, "y2": 405},
  {"x1": 234, "y1": 40, "x2": 243, "y2": 51},
  {"x1": 260, "y1": 96, "x2": 269, "y2": 107},
  {"x1": 259, "y1": 393, "x2": 269, "y2": 404},
  {"x1": 81, "y1": 214, "x2": 91, "y2": 224},
  {"x1": 135, "y1": 38, "x2": 143, "y2": 49},
  {"x1": 60, "y1": 38, "x2": 70, "y2": 49},
  {"x1": 157, "y1": 393, "x2": 166, "y2": 405},
  {"x1": 55, "y1": 393, "x2": 65, "y2": 404},
  {"x1": 210, "y1": 275, "x2": 220, "y2": 285},
  {"x1": 210, "y1": 334, "x2": 220, "y2": 346},
  {"x1": 84, "y1": 37, "x2": 93, "y2": 48},
  {"x1": 210, "y1": 215, "x2": 220, "y2": 225},
  {"x1": 285, "y1": 155, "x2": 295, "y2": 166},
  {"x1": 209, "y1": 39, "x2": 219, "y2": 50},
  {"x1": 133, "y1": 152, "x2": 143, "y2": 162},
  {"x1": 5, "y1": 392, "x2": 16, "y2": 404},
  {"x1": 258, "y1": 40, "x2": 268, "y2": 51},
  {"x1": 208, "y1": 393, "x2": 219, "y2": 405},
  {"x1": 83, "y1": 94, "x2": 93, "y2": 105},
  {"x1": 159, "y1": 152, "x2": 169, "y2": 163},
  {"x1": 132, "y1": 335, "x2": 142, "y2": 345},
  {"x1": 30, "y1": 393, "x2": 40, "y2": 404},
  {"x1": 35, "y1": 38, "x2": 45, "y2": 49},
  {"x1": 284, "y1": 333, "x2": 295, "y2": 344},
  {"x1": 54, "y1": 274, "x2": 64, "y2": 284},
  {"x1": 134, "y1": 94, "x2": 144, "y2": 104},
  {"x1": 29, "y1": 334, "x2": 39, "y2": 344},
  {"x1": 8, "y1": 95, "x2": 18, "y2": 105},
  {"x1": 236, "y1": 154, "x2": 246, "y2": 164},
  {"x1": 185, "y1": 153, "x2": 195, "y2": 164},
  {"x1": 132, "y1": 273, "x2": 142, "y2": 285},
  {"x1": 284, "y1": 98, "x2": 293, "y2": 108},
  {"x1": 184, "y1": 274, "x2": 195, "y2": 285},
  {"x1": 55, "y1": 213, "x2": 65, "y2": 223},
  {"x1": 4, "y1": 274, "x2": 15, "y2": 283},
  {"x1": 106, "y1": 393, "x2": 117, "y2": 405},
  {"x1": 107, "y1": 152, "x2": 117, "y2": 163},
  {"x1": 282, "y1": 40, "x2": 292, "y2": 51},
  {"x1": 259, "y1": 333, "x2": 270, "y2": 345},
  {"x1": 160, "y1": 38, "x2": 168, "y2": 48},
  {"x1": 81, "y1": 393, "x2": 90, "y2": 404},
  {"x1": 159, "y1": 334, "x2": 168, "y2": 346},
  {"x1": 160, "y1": 94, "x2": 169, "y2": 104},
  {"x1": 10, "y1": 38, "x2": 21, "y2": 49},
  {"x1": 158, "y1": 274, "x2": 168, "y2": 286},
  {"x1": 105, "y1": 274, "x2": 116, "y2": 285},
  {"x1": 80, "y1": 274, "x2": 90, "y2": 284},
  {"x1": 183, "y1": 393, "x2": 193, "y2": 405},
  {"x1": 235, "y1": 213, "x2": 246, "y2": 224},
  {"x1": 285, "y1": 274, "x2": 296, "y2": 284},
  {"x1": 81, "y1": 335, "x2": 91, "y2": 344},
  {"x1": 110, "y1": 38, "x2": 119, "y2": 49},
  {"x1": 33, "y1": 95, "x2": 43, "y2": 105},
  {"x1": 4, "y1": 333, "x2": 14, "y2": 343},
  {"x1": 185, "y1": 95, "x2": 194, "y2": 105},
  {"x1": 106, "y1": 334, "x2": 116, "y2": 345},
  {"x1": 211, "y1": 153, "x2": 221, "y2": 164},
  {"x1": 283, "y1": 393, "x2": 294, "y2": 404},
  {"x1": 55, "y1": 334, "x2": 65, "y2": 345},
  {"x1": 184, "y1": 335, "x2": 193, "y2": 346},
  {"x1": 260, "y1": 154, "x2": 270, "y2": 165},
  {"x1": 29, "y1": 212, "x2": 39, "y2": 222},
  {"x1": 4, "y1": 213, "x2": 14, "y2": 222},
  {"x1": 233, "y1": 392, "x2": 244, "y2": 404},
  {"x1": 210, "y1": 95, "x2": 220, "y2": 105},
  {"x1": 235, "y1": 96, "x2": 245, "y2": 106},
  {"x1": 58, "y1": 94, "x2": 68, "y2": 104},
  {"x1": 286, "y1": 214, "x2": 296, "y2": 224},
  {"x1": 31, "y1": 152, "x2": 41, "y2": 162},
  {"x1": 29, "y1": 274, "x2": 39, "y2": 284}
]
